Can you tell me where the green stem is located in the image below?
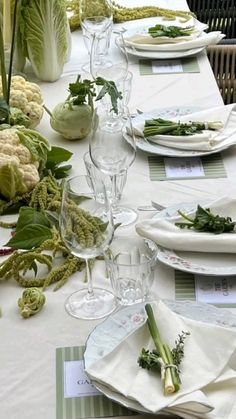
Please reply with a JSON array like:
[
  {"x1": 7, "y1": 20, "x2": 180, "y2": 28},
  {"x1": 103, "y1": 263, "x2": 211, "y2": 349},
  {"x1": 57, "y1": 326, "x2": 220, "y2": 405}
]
[
  {"x1": 145, "y1": 303, "x2": 175, "y2": 394},
  {"x1": 7, "y1": 0, "x2": 19, "y2": 106},
  {"x1": 0, "y1": 22, "x2": 8, "y2": 102},
  {"x1": 177, "y1": 209, "x2": 194, "y2": 223}
]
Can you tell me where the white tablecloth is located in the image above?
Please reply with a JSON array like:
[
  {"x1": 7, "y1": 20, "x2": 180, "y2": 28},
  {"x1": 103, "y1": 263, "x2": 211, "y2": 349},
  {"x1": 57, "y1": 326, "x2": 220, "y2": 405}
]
[{"x1": 1, "y1": 1, "x2": 236, "y2": 418}]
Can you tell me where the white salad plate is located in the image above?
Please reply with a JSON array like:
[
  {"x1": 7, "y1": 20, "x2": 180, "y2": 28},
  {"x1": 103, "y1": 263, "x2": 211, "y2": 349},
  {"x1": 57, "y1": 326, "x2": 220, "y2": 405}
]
[
  {"x1": 84, "y1": 300, "x2": 236, "y2": 413},
  {"x1": 126, "y1": 107, "x2": 236, "y2": 157},
  {"x1": 153, "y1": 200, "x2": 236, "y2": 276}
]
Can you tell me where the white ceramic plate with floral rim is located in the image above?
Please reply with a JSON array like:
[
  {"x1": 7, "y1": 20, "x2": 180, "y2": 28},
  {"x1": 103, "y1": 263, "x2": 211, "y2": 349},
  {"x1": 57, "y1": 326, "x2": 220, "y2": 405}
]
[
  {"x1": 125, "y1": 44, "x2": 205, "y2": 60},
  {"x1": 84, "y1": 300, "x2": 236, "y2": 414},
  {"x1": 153, "y1": 200, "x2": 236, "y2": 276},
  {"x1": 125, "y1": 107, "x2": 236, "y2": 157}
]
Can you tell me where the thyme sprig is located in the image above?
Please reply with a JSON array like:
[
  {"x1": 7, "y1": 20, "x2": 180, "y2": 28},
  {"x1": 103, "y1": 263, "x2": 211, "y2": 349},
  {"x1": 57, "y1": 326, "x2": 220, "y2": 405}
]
[{"x1": 176, "y1": 205, "x2": 236, "y2": 234}]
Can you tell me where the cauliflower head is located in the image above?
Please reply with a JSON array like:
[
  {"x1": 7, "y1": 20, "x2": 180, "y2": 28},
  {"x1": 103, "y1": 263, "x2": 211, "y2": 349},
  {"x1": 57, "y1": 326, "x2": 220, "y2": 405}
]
[
  {"x1": 0, "y1": 127, "x2": 50, "y2": 200},
  {"x1": 0, "y1": 76, "x2": 44, "y2": 129}
]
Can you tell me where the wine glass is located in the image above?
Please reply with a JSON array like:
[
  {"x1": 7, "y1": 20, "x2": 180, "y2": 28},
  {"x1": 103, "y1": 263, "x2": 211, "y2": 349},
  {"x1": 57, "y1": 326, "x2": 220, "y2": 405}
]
[
  {"x1": 89, "y1": 104, "x2": 137, "y2": 226},
  {"x1": 59, "y1": 174, "x2": 116, "y2": 320},
  {"x1": 80, "y1": 0, "x2": 113, "y2": 71}
]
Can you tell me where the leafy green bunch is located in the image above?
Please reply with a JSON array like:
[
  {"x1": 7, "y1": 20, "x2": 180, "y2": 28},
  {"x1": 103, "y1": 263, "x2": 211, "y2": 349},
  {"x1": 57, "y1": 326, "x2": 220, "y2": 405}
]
[
  {"x1": 148, "y1": 24, "x2": 195, "y2": 38},
  {"x1": 176, "y1": 205, "x2": 236, "y2": 234}
]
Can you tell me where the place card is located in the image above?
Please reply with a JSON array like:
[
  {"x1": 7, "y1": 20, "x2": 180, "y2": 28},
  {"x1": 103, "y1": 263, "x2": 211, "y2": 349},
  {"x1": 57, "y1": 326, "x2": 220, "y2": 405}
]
[
  {"x1": 148, "y1": 153, "x2": 226, "y2": 181},
  {"x1": 56, "y1": 346, "x2": 135, "y2": 419},
  {"x1": 175, "y1": 270, "x2": 236, "y2": 308},
  {"x1": 164, "y1": 156, "x2": 204, "y2": 178},
  {"x1": 195, "y1": 275, "x2": 236, "y2": 304},
  {"x1": 152, "y1": 59, "x2": 183, "y2": 74},
  {"x1": 139, "y1": 57, "x2": 200, "y2": 75},
  {"x1": 64, "y1": 360, "x2": 101, "y2": 398}
]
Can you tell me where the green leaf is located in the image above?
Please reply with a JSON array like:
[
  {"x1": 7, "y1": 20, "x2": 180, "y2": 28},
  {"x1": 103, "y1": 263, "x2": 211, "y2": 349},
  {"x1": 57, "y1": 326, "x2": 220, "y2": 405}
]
[
  {"x1": 5, "y1": 224, "x2": 52, "y2": 249},
  {"x1": 95, "y1": 77, "x2": 122, "y2": 114},
  {"x1": 53, "y1": 164, "x2": 72, "y2": 179},
  {"x1": 16, "y1": 207, "x2": 51, "y2": 232},
  {"x1": 46, "y1": 146, "x2": 72, "y2": 167}
]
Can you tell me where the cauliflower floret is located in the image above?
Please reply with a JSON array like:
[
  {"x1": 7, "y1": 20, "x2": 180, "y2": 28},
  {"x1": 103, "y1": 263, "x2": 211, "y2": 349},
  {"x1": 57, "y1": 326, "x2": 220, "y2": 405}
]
[
  {"x1": 0, "y1": 152, "x2": 20, "y2": 167},
  {"x1": 11, "y1": 75, "x2": 26, "y2": 89},
  {"x1": 0, "y1": 143, "x2": 32, "y2": 164},
  {"x1": 18, "y1": 163, "x2": 40, "y2": 190},
  {"x1": 25, "y1": 82, "x2": 43, "y2": 104},
  {"x1": 24, "y1": 102, "x2": 44, "y2": 129},
  {"x1": 0, "y1": 76, "x2": 44, "y2": 128},
  {"x1": 0, "y1": 129, "x2": 19, "y2": 146},
  {"x1": 9, "y1": 90, "x2": 28, "y2": 112}
]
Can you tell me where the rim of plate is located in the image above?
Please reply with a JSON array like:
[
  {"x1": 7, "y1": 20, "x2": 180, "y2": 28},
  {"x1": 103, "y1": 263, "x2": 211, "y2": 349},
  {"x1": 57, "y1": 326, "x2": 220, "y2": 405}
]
[
  {"x1": 126, "y1": 106, "x2": 236, "y2": 157},
  {"x1": 153, "y1": 199, "x2": 236, "y2": 275}
]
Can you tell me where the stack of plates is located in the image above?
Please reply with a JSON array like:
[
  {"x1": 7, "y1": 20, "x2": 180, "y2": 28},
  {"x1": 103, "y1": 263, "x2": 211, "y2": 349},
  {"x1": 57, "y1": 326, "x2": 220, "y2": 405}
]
[{"x1": 122, "y1": 17, "x2": 224, "y2": 59}]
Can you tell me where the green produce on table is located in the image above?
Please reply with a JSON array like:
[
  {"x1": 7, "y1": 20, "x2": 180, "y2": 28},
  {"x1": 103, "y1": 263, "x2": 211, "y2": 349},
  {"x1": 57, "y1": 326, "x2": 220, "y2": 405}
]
[
  {"x1": 47, "y1": 75, "x2": 122, "y2": 140},
  {"x1": 0, "y1": 126, "x2": 50, "y2": 200},
  {"x1": 0, "y1": 0, "x2": 71, "y2": 82},
  {"x1": 148, "y1": 24, "x2": 195, "y2": 38},
  {"x1": 143, "y1": 118, "x2": 223, "y2": 137},
  {"x1": 18, "y1": 287, "x2": 46, "y2": 318},
  {"x1": 138, "y1": 303, "x2": 189, "y2": 396},
  {"x1": 176, "y1": 205, "x2": 236, "y2": 234},
  {"x1": 66, "y1": 0, "x2": 193, "y2": 31},
  {"x1": 0, "y1": 75, "x2": 44, "y2": 128}
]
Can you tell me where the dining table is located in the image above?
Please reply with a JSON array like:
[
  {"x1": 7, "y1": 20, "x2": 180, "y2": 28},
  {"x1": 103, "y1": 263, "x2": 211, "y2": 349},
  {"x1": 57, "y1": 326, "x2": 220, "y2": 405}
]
[{"x1": 1, "y1": 1, "x2": 236, "y2": 419}]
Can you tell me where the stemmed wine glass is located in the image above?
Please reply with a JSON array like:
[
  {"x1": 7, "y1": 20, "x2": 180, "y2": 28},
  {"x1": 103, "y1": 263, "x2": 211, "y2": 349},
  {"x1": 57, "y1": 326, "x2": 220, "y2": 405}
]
[
  {"x1": 80, "y1": 0, "x2": 113, "y2": 71},
  {"x1": 59, "y1": 174, "x2": 116, "y2": 320},
  {"x1": 89, "y1": 104, "x2": 137, "y2": 226}
]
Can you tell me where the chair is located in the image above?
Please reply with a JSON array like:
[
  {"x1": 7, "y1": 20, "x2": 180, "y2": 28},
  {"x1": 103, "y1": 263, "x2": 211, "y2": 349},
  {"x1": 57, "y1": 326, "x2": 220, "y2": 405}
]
[
  {"x1": 207, "y1": 43, "x2": 236, "y2": 104},
  {"x1": 187, "y1": 0, "x2": 236, "y2": 39}
]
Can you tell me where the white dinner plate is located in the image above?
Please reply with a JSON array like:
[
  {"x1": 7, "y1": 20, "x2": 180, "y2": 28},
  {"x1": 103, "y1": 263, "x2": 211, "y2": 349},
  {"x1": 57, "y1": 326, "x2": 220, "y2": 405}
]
[
  {"x1": 153, "y1": 200, "x2": 236, "y2": 276},
  {"x1": 125, "y1": 44, "x2": 205, "y2": 60},
  {"x1": 126, "y1": 107, "x2": 236, "y2": 157},
  {"x1": 84, "y1": 300, "x2": 236, "y2": 414}
]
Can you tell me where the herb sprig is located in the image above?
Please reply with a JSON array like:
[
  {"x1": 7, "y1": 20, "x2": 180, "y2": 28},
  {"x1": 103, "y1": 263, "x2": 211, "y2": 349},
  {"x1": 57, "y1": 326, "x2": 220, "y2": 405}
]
[
  {"x1": 175, "y1": 205, "x2": 236, "y2": 234},
  {"x1": 68, "y1": 75, "x2": 122, "y2": 114},
  {"x1": 138, "y1": 303, "x2": 190, "y2": 395},
  {"x1": 148, "y1": 24, "x2": 194, "y2": 38},
  {"x1": 143, "y1": 118, "x2": 223, "y2": 137}
]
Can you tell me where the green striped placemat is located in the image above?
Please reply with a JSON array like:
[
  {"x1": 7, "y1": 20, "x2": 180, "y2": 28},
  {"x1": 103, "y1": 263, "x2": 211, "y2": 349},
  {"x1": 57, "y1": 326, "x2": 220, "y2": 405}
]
[
  {"x1": 175, "y1": 270, "x2": 236, "y2": 308},
  {"x1": 56, "y1": 346, "x2": 135, "y2": 419},
  {"x1": 148, "y1": 153, "x2": 226, "y2": 181},
  {"x1": 139, "y1": 56, "x2": 200, "y2": 75}
]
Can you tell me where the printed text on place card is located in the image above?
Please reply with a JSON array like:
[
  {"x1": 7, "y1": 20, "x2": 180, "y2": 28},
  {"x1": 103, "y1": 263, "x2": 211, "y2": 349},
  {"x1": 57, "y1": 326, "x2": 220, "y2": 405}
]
[
  {"x1": 164, "y1": 157, "x2": 205, "y2": 178},
  {"x1": 152, "y1": 59, "x2": 183, "y2": 73},
  {"x1": 64, "y1": 360, "x2": 101, "y2": 398},
  {"x1": 195, "y1": 275, "x2": 236, "y2": 304}
]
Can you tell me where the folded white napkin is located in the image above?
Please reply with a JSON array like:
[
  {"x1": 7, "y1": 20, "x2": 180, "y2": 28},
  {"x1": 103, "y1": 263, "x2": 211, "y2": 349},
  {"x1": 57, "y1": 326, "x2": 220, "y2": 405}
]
[
  {"x1": 136, "y1": 197, "x2": 236, "y2": 253},
  {"x1": 86, "y1": 300, "x2": 236, "y2": 415},
  {"x1": 124, "y1": 31, "x2": 225, "y2": 51},
  {"x1": 130, "y1": 104, "x2": 236, "y2": 151}
]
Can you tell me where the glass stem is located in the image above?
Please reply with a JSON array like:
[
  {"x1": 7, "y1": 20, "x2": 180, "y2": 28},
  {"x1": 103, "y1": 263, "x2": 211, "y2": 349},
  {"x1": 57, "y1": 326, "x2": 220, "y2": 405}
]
[
  {"x1": 111, "y1": 174, "x2": 118, "y2": 212},
  {"x1": 85, "y1": 259, "x2": 95, "y2": 300}
]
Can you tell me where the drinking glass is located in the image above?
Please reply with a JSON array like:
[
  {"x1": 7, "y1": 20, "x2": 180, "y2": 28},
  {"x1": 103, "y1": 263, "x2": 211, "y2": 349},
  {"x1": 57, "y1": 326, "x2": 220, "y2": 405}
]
[
  {"x1": 80, "y1": 0, "x2": 113, "y2": 71},
  {"x1": 89, "y1": 104, "x2": 137, "y2": 226},
  {"x1": 59, "y1": 174, "x2": 116, "y2": 320},
  {"x1": 104, "y1": 235, "x2": 158, "y2": 306},
  {"x1": 83, "y1": 151, "x2": 127, "y2": 204}
]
